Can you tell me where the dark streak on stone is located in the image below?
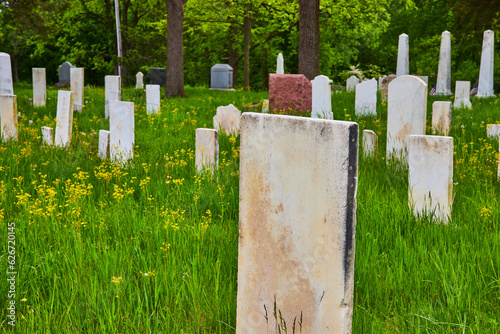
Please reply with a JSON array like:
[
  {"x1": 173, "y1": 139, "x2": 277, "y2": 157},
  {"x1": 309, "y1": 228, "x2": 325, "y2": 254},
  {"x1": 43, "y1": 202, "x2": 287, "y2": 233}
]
[{"x1": 344, "y1": 123, "x2": 358, "y2": 283}]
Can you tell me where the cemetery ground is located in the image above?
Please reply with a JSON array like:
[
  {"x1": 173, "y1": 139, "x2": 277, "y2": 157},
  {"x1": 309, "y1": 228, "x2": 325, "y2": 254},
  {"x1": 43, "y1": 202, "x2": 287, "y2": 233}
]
[{"x1": 1, "y1": 83, "x2": 499, "y2": 333}]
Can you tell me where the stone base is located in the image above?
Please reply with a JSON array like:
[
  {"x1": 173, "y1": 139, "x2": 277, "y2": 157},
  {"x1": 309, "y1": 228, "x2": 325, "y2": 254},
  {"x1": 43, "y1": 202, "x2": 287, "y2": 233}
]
[
  {"x1": 55, "y1": 81, "x2": 70, "y2": 89},
  {"x1": 209, "y1": 88, "x2": 235, "y2": 91}
]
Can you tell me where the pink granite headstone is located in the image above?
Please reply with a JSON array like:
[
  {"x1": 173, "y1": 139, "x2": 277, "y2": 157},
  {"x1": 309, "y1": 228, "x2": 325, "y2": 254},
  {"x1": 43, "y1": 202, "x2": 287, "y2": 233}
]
[{"x1": 269, "y1": 74, "x2": 312, "y2": 114}]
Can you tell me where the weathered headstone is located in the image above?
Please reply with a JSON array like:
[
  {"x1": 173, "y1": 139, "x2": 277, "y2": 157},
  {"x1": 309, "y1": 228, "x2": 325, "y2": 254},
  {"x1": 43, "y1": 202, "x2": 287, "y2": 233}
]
[
  {"x1": 109, "y1": 101, "x2": 134, "y2": 163},
  {"x1": 355, "y1": 78, "x2": 377, "y2": 116},
  {"x1": 436, "y1": 31, "x2": 452, "y2": 95},
  {"x1": 498, "y1": 136, "x2": 500, "y2": 180},
  {"x1": 213, "y1": 104, "x2": 241, "y2": 136},
  {"x1": 135, "y1": 72, "x2": 144, "y2": 89},
  {"x1": 195, "y1": 128, "x2": 219, "y2": 173},
  {"x1": 346, "y1": 75, "x2": 359, "y2": 93},
  {"x1": 477, "y1": 30, "x2": 495, "y2": 98},
  {"x1": 408, "y1": 135, "x2": 453, "y2": 223},
  {"x1": 487, "y1": 124, "x2": 500, "y2": 138},
  {"x1": 311, "y1": 75, "x2": 333, "y2": 119},
  {"x1": 150, "y1": 68, "x2": 167, "y2": 87},
  {"x1": 432, "y1": 101, "x2": 452, "y2": 135},
  {"x1": 70, "y1": 67, "x2": 84, "y2": 111},
  {"x1": 453, "y1": 81, "x2": 471, "y2": 108},
  {"x1": 269, "y1": 74, "x2": 312, "y2": 114},
  {"x1": 277, "y1": 53, "x2": 284, "y2": 74},
  {"x1": 380, "y1": 74, "x2": 397, "y2": 102},
  {"x1": 397, "y1": 34, "x2": 409, "y2": 76},
  {"x1": 416, "y1": 76, "x2": 429, "y2": 85},
  {"x1": 262, "y1": 99, "x2": 269, "y2": 113},
  {"x1": 0, "y1": 95, "x2": 17, "y2": 141},
  {"x1": 41, "y1": 126, "x2": 53, "y2": 146},
  {"x1": 210, "y1": 64, "x2": 233, "y2": 90},
  {"x1": 363, "y1": 129, "x2": 378, "y2": 158},
  {"x1": 105, "y1": 75, "x2": 121, "y2": 118},
  {"x1": 146, "y1": 84, "x2": 160, "y2": 114},
  {"x1": 378, "y1": 76, "x2": 386, "y2": 90},
  {"x1": 387, "y1": 75, "x2": 427, "y2": 161},
  {"x1": 54, "y1": 90, "x2": 74, "y2": 147},
  {"x1": 236, "y1": 113, "x2": 358, "y2": 333},
  {"x1": 98, "y1": 130, "x2": 110, "y2": 160},
  {"x1": 32, "y1": 68, "x2": 46, "y2": 107},
  {"x1": 58, "y1": 62, "x2": 74, "y2": 84},
  {"x1": 0, "y1": 53, "x2": 14, "y2": 95}
]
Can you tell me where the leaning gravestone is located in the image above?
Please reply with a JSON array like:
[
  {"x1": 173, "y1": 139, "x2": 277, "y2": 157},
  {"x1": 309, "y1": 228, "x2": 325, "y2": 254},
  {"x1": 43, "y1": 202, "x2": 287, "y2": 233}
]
[
  {"x1": 213, "y1": 104, "x2": 241, "y2": 136},
  {"x1": 70, "y1": 68, "x2": 84, "y2": 111},
  {"x1": 380, "y1": 75, "x2": 397, "y2": 102},
  {"x1": 105, "y1": 75, "x2": 121, "y2": 118},
  {"x1": 363, "y1": 129, "x2": 378, "y2": 158},
  {"x1": 136, "y1": 72, "x2": 144, "y2": 89},
  {"x1": 236, "y1": 113, "x2": 358, "y2": 333},
  {"x1": 195, "y1": 128, "x2": 219, "y2": 173},
  {"x1": 110, "y1": 101, "x2": 134, "y2": 163},
  {"x1": 432, "y1": 101, "x2": 452, "y2": 136},
  {"x1": 41, "y1": 126, "x2": 53, "y2": 146},
  {"x1": 454, "y1": 81, "x2": 471, "y2": 109},
  {"x1": 397, "y1": 34, "x2": 409, "y2": 76},
  {"x1": 269, "y1": 74, "x2": 312, "y2": 114},
  {"x1": 210, "y1": 64, "x2": 234, "y2": 90},
  {"x1": 276, "y1": 53, "x2": 284, "y2": 74},
  {"x1": 435, "y1": 31, "x2": 452, "y2": 95},
  {"x1": 33, "y1": 68, "x2": 46, "y2": 107},
  {"x1": 355, "y1": 78, "x2": 377, "y2": 116},
  {"x1": 408, "y1": 135, "x2": 453, "y2": 223},
  {"x1": 311, "y1": 75, "x2": 333, "y2": 119},
  {"x1": 146, "y1": 84, "x2": 160, "y2": 114},
  {"x1": 0, "y1": 53, "x2": 14, "y2": 95},
  {"x1": 54, "y1": 91, "x2": 74, "y2": 147},
  {"x1": 387, "y1": 75, "x2": 427, "y2": 161},
  {"x1": 150, "y1": 68, "x2": 167, "y2": 87},
  {"x1": 477, "y1": 30, "x2": 495, "y2": 98},
  {"x1": 57, "y1": 62, "x2": 74, "y2": 88},
  {"x1": 0, "y1": 95, "x2": 18, "y2": 141},
  {"x1": 346, "y1": 75, "x2": 359, "y2": 93},
  {"x1": 98, "y1": 130, "x2": 110, "y2": 160}
]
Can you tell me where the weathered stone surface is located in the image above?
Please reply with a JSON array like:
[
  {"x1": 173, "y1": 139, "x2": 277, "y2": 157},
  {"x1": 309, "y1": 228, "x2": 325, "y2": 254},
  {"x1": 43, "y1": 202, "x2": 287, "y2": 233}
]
[
  {"x1": 58, "y1": 62, "x2": 74, "y2": 83},
  {"x1": 432, "y1": 101, "x2": 452, "y2": 135},
  {"x1": 380, "y1": 75, "x2": 397, "y2": 103},
  {"x1": 0, "y1": 95, "x2": 18, "y2": 141},
  {"x1": 211, "y1": 64, "x2": 233, "y2": 89},
  {"x1": 416, "y1": 76, "x2": 429, "y2": 85},
  {"x1": 363, "y1": 129, "x2": 378, "y2": 158},
  {"x1": 146, "y1": 84, "x2": 161, "y2": 114},
  {"x1": 477, "y1": 30, "x2": 495, "y2": 98},
  {"x1": 195, "y1": 128, "x2": 219, "y2": 173},
  {"x1": 70, "y1": 68, "x2": 84, "y2": 111},
  {"x1": 408, "y1": 135, "x2": 453, "y2": 223},
  {"x1": 436, "y1": 31, "x2": 452, "y2": 95},
  {"x1": 387, "y1": 75, "x2": 427, "y2": 161},
  {"x1": 213, "y1": 104, "x2": 241, "y2": 136},
  {"x1": 236, "y1": 113, "x2": 358, "y2": 333},
  {"x1": 150, "y1": 68, "x2": 167, "y2": 87},
  {"x1": 311, "y1": 75, "x2": 333, "y2": 119},
  {"x1": 453, "y1": 81, "x2": 471, "y2": 109},
  {"x1": 99, "y1": 130, "x2": 110, "y2": 160},
  {"x1": 355, "y1": 78, "x2": 377, "y2": 116},
  {"x1": 397, "y1": 34, "x2": 409, "y2": 76},
  {"x1": 487, "y1": 124, "x2": 500, "y2": 138},
  {"x1": 262, "y1": 99, "x2": 269, "y2": 113},
  {"x1": 54, "y1": 90, "x2": 74, "y2": 147},
  {"x1": 378, "y1": 76, "x2": 386, "y2": 89},
  {"x1": 109, "y1": 101, "x2": 134, "y2": 163},
  {"x1": 346, "y1": 75, "x2": 359, "y2": 93},
  {"x1": 105, "y1": 75, "x2": 121, "y2": 118},
  {"x1": 41, "y1": 126, "x2": 53, "y2": 146},
  {"x1": 0, "y1": 53, "x2": 14, "y2": 95},
  {"x1": 136, "y1": 71, "x2": 144, "y2": 89},
  {"x1": 32, "y1": 68, "x2": 46, "y2": 107},
  {"x1": 276, "y1": 53, "x2": 284, "y2": 74},
  {"x1": 498, "y1": 137, "x2": 500, "y2": 180},
  {"x1": 269, "y1": 74, "x2": 312, "y2": 113}
]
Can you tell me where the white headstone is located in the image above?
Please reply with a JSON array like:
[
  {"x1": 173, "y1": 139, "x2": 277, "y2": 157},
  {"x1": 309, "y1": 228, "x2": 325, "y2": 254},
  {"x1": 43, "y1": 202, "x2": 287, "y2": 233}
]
[
  {"x1": 0, "y1": 53, "x2": 14, "y2": 95},
  {"x1": 453, "y1": 81, "x2": 471, "y2": 108},
  {"x1": 105, "y1": 75, "x2": 121, "y2": 118},
  {"x1": 109, "y1": 101, "x2": 134, "y2": 163},
  {"x1": 436, "y1": 31, "x2": 452, "y2": 95},
  {"x1": 416, "y1": 76, "x2": 428, "y2": 85},
  {"x1": 346, "y1": 75, "x2": 359, "y2": 92},
  {"x1": 99, "y1": 130, "x2": 110, "y2": 160},
  {"x1": 355, "y1": 78, "x2": 377, "y2": 116},
  {"x1": 213, "y1": 104, "x2": 241, "y2": 136},
  {"x1": 262, "y1": 99, "x2": 269, "y2": 113},
  {"x1": 498, "y1": 136, "x2": 500, "y2": 180},
  {"x1": 487, "y1": 124, "x2": 500, "y2": 138},
  {"x1": 408, "y1": 135, "x2": 453, "y2": 223},
  {"x1": 195, "y1": 128, "x2": 219, "y2": 173},
  {"x1": 363, "y1": 130, "x2": 378, "y2": 158},
  {"x1": 432, "y1": 101, "x2": 452, "y2": 136},
  {"x1": 32, "y1": 68, "x2": 46, "y2": 107},
  {"x1": 70, "y1": 68, "x2": 84, "y2": 111},
  {"x1": 396, "y1": 34, "x2": 409, "y2": 76},
  {"x1": 0, "y1": 95, "x2": 18, "y2": 141},
  {"x1": 54, "y1": 90, "x2": 74, "y2": 147},
  {"x1": 311, "y1": 75, "x2": 333, "y2": 119},
  {"x1": 146, "y1": 84, "x2": 160, "y2": 114},
  {"x1": 477, "y1": 30, "x2": 495, "y2": 98},
  {"x1": 135, "y1": 71, "x2": 144, "y2": 89},
  {"x1": 41, "y1": 126, "x2": 53, "y2": 146},
  {"x1": 236, "y1": 113, "x2": 358, "y2": 333},
  {"x1": 277, "y1": 53, "x2": 284, "y2": 74},
  {"x1": 387, "y1": 75, "x2": 427, "y2": 160}
]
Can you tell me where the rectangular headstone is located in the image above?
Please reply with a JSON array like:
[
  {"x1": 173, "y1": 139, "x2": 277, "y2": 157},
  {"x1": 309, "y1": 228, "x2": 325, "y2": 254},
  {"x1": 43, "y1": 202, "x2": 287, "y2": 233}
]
[
  {"x1": 0, "y1": 95, "x2": 18, "y2": 141},
  {"x1": 454, "y1": 81, "x2": 471, "y2": 108},
  {"x1": 380, "y1": 75, "x2": 397, "y2": 102},
  {"x1": 346, "y1": 75, "x2": 359, "y2": 93},
  {"x1": 210, "y1": 64, "x2": 233, "y2": 89},
  {"x1": 355, "y1": 78, "x2": 377, "y2": 116},
  {"x1": 0, "y1": 53, "x2": 14, "y2": 95},
  {"x1": 396, "y1": 34, "x2": 409, "y2": 76},
  {"x1": 41, "y1": 126, "x2": 53, "y2": 146},
  {"x1": 477, "y1": 30, "x2": 495, "y2": 98},
  {"x1": 150, "y1": 68, "x2": 167, "y2": 87},
  {"x1": 363, "y1": 129, "x2": 378, "y2": 158},
  {"x1": 135, "y1": 71, "x2": 144, "y2": 89},
  {"x1": 58, "y1": 62, "x2": 74, "y2": 83},
  {"x1": 236, "y1": 113, "x2": 359, "y2": 333},
  {"x1": 311, "y1": 75, "x2": 333, "y2": 119},
  {"x1": 70, "y1": 68, "x2": 84, "y2": 111},
  {"x1": 99, "y1": 130, "x2": 110, "y2": 160},
  {"x1": 33, "y1": 68, "x2": 46, "y2": 107},
  {"x1": 432, "y1": 101, "x2": 452, "y2": 135},
  {"x1": 269, "y1": 74, "x2": 312, "y2": 114},
  {"x1": 213, "y1": 104, "x2": 241, "y2": 136},
  {"x1": 105, "y1": 75, "x2": 121, "y2": 118},
  {"x1": 408, "y1": 135, "x2": 453, "y2": 223},
  {"x1": 110, "y1": 101, "x2": 134, "y2": 163},
  {"x1": 146, "y1": 84, "x2": 160, "y2": 114},
  {"x1": 195, "y1": 128, "x2": 219, "y2": 173},
  {"x1": 487, "y1": 124, "x2": 500, "y2": 138},
  {"x1": 54, "y1": 90, "x2": 74, "y2": 147}
]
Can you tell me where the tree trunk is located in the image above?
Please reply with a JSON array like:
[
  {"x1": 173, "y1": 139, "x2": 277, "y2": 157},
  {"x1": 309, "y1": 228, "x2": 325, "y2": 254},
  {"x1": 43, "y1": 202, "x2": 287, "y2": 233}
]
[
  {"x1": 261, "y1": 48, "x2": 269, "y2": 90},
  {"x1": 298, "y1": 0, "x2": 320, "y2": 80},
  {"x1": 228, "y1": 25, "x2": 239, "y2": 88},
  {"x1": 243, "y1": 3, "x2": 252, "y2": 90},
  {"x1": 165, "y1": 0, "x2": 186, "y2": 98}
]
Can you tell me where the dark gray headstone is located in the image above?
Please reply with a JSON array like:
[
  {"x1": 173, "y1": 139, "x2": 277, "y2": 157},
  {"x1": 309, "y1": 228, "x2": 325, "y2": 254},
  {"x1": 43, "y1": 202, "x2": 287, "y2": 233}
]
[
  {"x1": 211, "y1": 64, "x2": 233, "y2": 89},
  {"x1": 150, "y1": 68, "x2": 167, "y2": 87},
  {"x1": 58, "y1": 62, "x2": 74, "y2": 83}
]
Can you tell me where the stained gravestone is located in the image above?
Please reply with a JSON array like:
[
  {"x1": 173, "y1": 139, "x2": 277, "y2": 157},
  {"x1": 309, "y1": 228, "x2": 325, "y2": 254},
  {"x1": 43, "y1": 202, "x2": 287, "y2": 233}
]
[
  {"x1": 380, "y1": 75, "x2": 397, "y2": 103},
  {"x1": 355, "y1": 78, "x2": 377, "y2": 116},
  {"x1": 109, "y1": 101, "x2": 134, "y2": 163},
  {"x1": 363, "y1": 129, "x2": 378, "y2": 158},
  {"x1": 277, "y1": 53, "x2": 284, "y2": 74},
  {"x1": 453, "y1": 81, "x2": 471, "y2": 108},
  {"x1": 236, "y1": 113, "x2": 358, "y2": 333},
  {"x1": 54, "y1": 91, "x2": 74, "y2": 147},
  {"x1": 210, "y1": 64, "x2": 233, "y2": 90},
  {"x1": 33, "y1": 68, "x2": 46, "y2": 107},
  {"x1": 213, "y1": 104, "x2": 241, "y2": 136},
  {"x1": 378, "y1": 76, "x2": 386, "y2": 90},
  {"x1": 146, "y1": 85, "x2": 161, "y2": 114},
  {"x1": 58, "y1": 62, "x2": 74, "y2": 83},
  {"x1": 0, "y1": 53, "x2": 14, "y2": 95},
  {"x1": 41, "y1": 126, "x2": 53, "y2": 146},
  {"x1": 436, "y1": 31, "x2": 452, "y2": 95},
  {"x1": 487, "y1": 124, "x2": 500, "y2": 138},
  {"x1": 346, "y1": 75, "x2": 359, "y2": 93},
  {"x1": 150, "y1": 68, "x2": 167, "y2": 87},
  {"x1": 70, "y1": 68, "x2": 84, "y2": 111},
  {"x1": 99, "y1": 130, "x2": 110, "y2": 160},
  {"x1": 105, "y1": 75, "x2": 121, "y2": 118},
  {"x1": 387, "y1": 75, "x2": 427, "y2": 161},
  {"x1": 195, "y1": 128, "x2": 219, "y2": 173},
  {"x1": 432, "y1": 101, "x2": 452, "y2": 136},
  {"x1": 397, "y1": 34, "x2": 409, "y2": 76},
  {"x1": 0, "y1": 95, "x2": 18, "y2": 141},
  {"x1": 408, "y1": 135, "x2": 453, "y2": 223},
  {"x1": 269, "y1": 74, "x2": 312, "y2": 114},
  {"x1": 311, "y1": 75, "x2": 333, "y2": 119},
  {"x1": 136, "y1": 72, "x2": 144, "y2": 89},
  {"x1": 477, "y1": 30, "x2": 495, "y2": 98}
]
